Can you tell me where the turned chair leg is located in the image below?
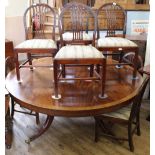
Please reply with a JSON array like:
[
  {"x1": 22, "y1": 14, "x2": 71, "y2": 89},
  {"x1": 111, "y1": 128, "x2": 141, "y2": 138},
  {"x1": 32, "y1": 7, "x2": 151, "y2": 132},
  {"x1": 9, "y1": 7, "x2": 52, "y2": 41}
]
[{"x1": 128, "y1": 124, "x2": 134, "y2": 152}]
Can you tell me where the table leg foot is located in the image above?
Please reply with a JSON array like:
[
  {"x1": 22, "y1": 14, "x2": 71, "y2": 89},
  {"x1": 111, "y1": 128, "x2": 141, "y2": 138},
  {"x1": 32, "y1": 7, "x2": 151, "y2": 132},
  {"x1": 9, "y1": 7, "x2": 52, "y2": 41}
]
[
  {"x1": 98, "y1": 94, "x2": 108, "y2": 99},
  {"x1": 25, "y1": 115, "x2": 54, "y2": 144},
  {"x1": 115, "y1": 65, "x2": 123, "y2": 69},
  {"x1": 52, "y1": 94, "x2": 61, "y2": 100}
]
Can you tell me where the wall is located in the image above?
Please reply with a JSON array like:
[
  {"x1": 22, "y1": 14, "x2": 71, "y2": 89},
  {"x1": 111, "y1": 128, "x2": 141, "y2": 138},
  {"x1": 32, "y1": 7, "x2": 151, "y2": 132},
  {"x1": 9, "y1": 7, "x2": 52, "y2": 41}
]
[{"x1": 5, "y1": 0, "x2": 28, "y2": 46}]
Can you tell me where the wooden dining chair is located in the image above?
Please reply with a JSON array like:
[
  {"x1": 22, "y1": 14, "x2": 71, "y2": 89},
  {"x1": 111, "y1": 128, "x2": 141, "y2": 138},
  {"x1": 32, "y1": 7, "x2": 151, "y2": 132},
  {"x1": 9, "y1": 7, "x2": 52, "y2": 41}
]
[
  {"x1": 96, "y1": 2, "x2": 139, "y2": 79},
  {"x1": 122, "y1": 52, "x2": 143, "y2": 70},
  {"x1": 52, "y1": 2, "x2": 107, "y2": 99},
  {"x1": 94, "y1": 76, "x2": 149, "y2": 152},
  {"x1": 5, "y1": 56, "x2": 40, "y2": 125},
  {"x1": 14, "y1": 3, "x2": 58, "y2": 82}
]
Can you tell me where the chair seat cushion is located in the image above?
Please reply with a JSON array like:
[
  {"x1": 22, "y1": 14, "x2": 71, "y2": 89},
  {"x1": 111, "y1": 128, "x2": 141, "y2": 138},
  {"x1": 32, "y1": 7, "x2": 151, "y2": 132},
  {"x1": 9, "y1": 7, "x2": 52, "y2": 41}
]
[
  {"x1": 55, "y1": 45, "x2": 104, "y2": 59},
  {"x1": 59, "y1": 32, "x2": 92, "y2": 41},
  {"x1": 102, "y1": 104, "x2": 132, "y2": 120},
  {"x1": 97, "y1": 37, "x2": 137, "y2": 48},
  {"x1": 15, "y1": 39, "x2": 57, "y2": 49}
]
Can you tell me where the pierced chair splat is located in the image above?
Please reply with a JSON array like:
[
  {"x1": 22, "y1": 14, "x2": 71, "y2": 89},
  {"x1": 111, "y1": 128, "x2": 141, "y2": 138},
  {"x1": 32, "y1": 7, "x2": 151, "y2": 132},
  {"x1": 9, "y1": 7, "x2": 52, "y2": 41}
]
[
  {"x1": 52, "y1": 2, "x2": 107, "y2": 99},
  {"x1": 96, "y1": 2, "x2": 139, "y2": 79},
  {"x1": 14, "y1": 3, "x2": 58, "y2": 82}
]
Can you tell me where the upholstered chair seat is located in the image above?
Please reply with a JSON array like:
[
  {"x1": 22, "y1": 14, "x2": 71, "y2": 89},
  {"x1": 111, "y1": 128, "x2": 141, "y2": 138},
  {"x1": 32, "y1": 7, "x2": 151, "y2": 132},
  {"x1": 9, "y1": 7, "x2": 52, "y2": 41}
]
[
  {"x1": 14, "y1": 4, "x2": 57, "y2": 82},
  {"x1": 53, "y1": 2, "x2": 107, "y2": 100},
  {"x1": 97, "y1": 37, "x2": 137, "y2": 48},
  {"x1": 55, "y1": 45, "x2": 104, "y2": 59},
  {"x1": 15, "y1": 39, "x2": 57, "y2": 49},
  {"x1": 102, "y1": 104, "x2": 132, "y2": 120},
  {"x1": 94, "y1": 77, "x2": 149, "y2": 152}
]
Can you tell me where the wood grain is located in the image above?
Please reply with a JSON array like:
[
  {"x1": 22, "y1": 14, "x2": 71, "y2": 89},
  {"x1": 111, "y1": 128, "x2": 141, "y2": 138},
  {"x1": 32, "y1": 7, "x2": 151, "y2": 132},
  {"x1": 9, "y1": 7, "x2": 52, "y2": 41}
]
[{"x1": 6, "y1": 57, "x2": 143, "y2": 117}]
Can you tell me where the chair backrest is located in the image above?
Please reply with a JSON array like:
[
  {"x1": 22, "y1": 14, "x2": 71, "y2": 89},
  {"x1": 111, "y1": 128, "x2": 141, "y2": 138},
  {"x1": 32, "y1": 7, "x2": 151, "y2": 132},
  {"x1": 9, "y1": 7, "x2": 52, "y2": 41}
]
[
  {"x1": 24, "y1": 3, "x2": 56, "y2": 40},
  {"x1": 66, "y1": 0, "x2": 89, "y2": 5},
  {"x1": 122, "y1": 52, "x2": 143, "y2": 70},
  {"x1": 129, "y1": 76, "x2": 149, "y2": 122},
  {"x1": 59, "y1": 2, "x2": 97, "y2": 46},
  {"x1": 97, "y1": 2, "x2": 126, "y2": 38},
  {"x1": 5, "y1": 56, "x2": 15, "y2": 77}
]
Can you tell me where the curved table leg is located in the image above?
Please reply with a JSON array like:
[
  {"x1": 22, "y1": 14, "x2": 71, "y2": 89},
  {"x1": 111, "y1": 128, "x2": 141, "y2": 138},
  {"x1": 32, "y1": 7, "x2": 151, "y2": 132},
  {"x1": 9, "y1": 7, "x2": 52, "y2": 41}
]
[{"x1": 25, "y1": 115, "x2": 54, "y2": 144}]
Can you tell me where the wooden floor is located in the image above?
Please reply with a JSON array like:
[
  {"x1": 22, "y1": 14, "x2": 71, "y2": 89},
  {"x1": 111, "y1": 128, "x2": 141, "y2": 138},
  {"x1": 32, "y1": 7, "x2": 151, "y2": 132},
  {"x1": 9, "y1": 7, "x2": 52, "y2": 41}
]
[{"x1": 6, "y1": 102, "x2": 150, "y2": 155}]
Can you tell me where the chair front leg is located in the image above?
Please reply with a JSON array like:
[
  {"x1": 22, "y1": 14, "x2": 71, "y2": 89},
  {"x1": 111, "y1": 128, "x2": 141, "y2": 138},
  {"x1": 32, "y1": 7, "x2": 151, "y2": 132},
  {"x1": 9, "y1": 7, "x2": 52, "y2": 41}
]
[
  {"x1": 136, "y1": 113, "x2": 141, "y2": 136},
  {"x1": 99, "y1": 59, "x2": 106, "y2": 98},
  {"x1": 14, "y1": 52, "x2": 20, "y2": 81},
  {"x1": 10, "y1": 96, "x2": 15, "y2": 119},
  {"x1": 54, "y1": 60, "x2": 58, "y2": 98},
  {"x1": 128, "y1": 123, "x2": 134, "y2": 152},
  {"x1": 36, "y1": 112, "x2": 40, "y2": 125},
  {"x1": 52, "y1": 60, "x2": 61, "y2": 99},
  {"x1": 27, "y1": 53, "x2": 33, "y2": 70},
  {"x1": 90, "y1": 64, "x2": 94, "y2": 77},
  {"x1": 62, "y1": 64, "x2": 66, "y2": 78}
]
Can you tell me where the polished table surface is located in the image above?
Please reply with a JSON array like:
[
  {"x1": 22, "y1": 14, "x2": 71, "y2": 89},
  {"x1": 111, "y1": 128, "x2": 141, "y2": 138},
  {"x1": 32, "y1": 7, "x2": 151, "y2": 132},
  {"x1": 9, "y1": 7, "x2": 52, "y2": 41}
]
[{"x1": 6, "y1": 57, "x2": 143, "y2": 117}]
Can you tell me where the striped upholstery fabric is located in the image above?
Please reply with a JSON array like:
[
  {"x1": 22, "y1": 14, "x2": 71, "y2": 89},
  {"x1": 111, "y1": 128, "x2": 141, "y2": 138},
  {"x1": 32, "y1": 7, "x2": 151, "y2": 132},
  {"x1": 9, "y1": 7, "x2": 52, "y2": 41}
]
[
  {"x1": 55, "y1": 45, "x2": 104, "y2": 59},
  {"x1": 59, "y1": 32, "x2": 92, "y2": 41},
  {"x1": 97, "y1": 37, "x2": 138, "y2": 47},
  {"x1": 102, "y1": 104, "x2": 132, "y2": 120},
  {"x1": 15, "y1": 39, "x2": 57, "y2": 49}
]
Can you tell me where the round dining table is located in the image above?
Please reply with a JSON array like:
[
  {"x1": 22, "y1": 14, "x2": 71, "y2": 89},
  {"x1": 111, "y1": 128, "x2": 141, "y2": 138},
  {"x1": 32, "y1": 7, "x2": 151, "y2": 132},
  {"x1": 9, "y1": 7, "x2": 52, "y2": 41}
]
[{"x1": 5, "y1": 57, "x2": 143, "y2": 144}]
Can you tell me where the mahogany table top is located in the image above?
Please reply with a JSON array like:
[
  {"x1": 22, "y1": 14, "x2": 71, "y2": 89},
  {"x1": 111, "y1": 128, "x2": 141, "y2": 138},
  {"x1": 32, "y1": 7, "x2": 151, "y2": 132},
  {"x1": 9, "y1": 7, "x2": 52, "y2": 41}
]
[{"x1": 5, "y1": 58, "x2": 143, "y2": 117}]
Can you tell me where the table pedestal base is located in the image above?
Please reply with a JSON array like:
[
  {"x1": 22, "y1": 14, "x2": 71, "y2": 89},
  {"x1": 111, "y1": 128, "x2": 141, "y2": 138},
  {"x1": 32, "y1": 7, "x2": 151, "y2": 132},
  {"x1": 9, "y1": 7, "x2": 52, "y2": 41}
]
[{"x1": 25, "y1": 115, "x2": 54, "y2": 144}]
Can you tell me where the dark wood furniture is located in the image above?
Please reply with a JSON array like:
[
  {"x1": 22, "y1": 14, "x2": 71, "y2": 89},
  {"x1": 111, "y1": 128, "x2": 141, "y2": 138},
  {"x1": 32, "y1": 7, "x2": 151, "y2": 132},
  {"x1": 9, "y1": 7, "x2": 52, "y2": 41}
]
[
  {"x1": 5, "y1": 57, "x2": 144, "y2": 144},
  {"x1": 5, "y1": 39, "x2": 14, "y2": 58},
  {"x1": 53, "y1": 2, "x2": 106, "y2": 99},
  {"x1": 5, "y1": 93, "x2": 12, "y2": 149},
  {"x1": 139, "y1": 64, "x2": 150, "y2": 121},
  {"x1": 122, "y1": 52, "x2": 143, "y2": 70},
  {"x1": 96, "y1": 3, "x2": 139, "y2": 78},
  {"x1": 94, "y1": 76, "x2": 149, "y2": 152},
  {"x1": 14, "y1": 3, "x2": 58, "y2": 82},
  {"x1": 5, "y1": 40, "x2": 14, "y2": 149}
]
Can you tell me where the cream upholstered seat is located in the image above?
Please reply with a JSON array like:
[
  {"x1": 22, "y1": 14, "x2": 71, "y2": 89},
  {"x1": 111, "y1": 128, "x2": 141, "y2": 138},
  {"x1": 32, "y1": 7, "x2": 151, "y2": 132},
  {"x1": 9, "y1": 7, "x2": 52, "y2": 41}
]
[
  {"x1": 96, "y1": 3, "x2": 139, "y2": 78},
  {"x1": 55, "y1": 45, "x2": 104, "y2": 59},
  {"x1": 94, "y1": 77, "x2": 150, "y2": 152},
  {"x1": 14, "y1": 4, "x2": 57, "y2": 82},
  {"x1": 52, "y1": 2, "x2": 107, "y2": 100},
  {"x1": 15, "y1": 39, "x2": 57, "y2": 49},
  {"x1": 97, "y1": 37, "x2": 137, "y2": 48},
  {"x1": 102, "y1": 104, "x2": 132, "y2": 120}
]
